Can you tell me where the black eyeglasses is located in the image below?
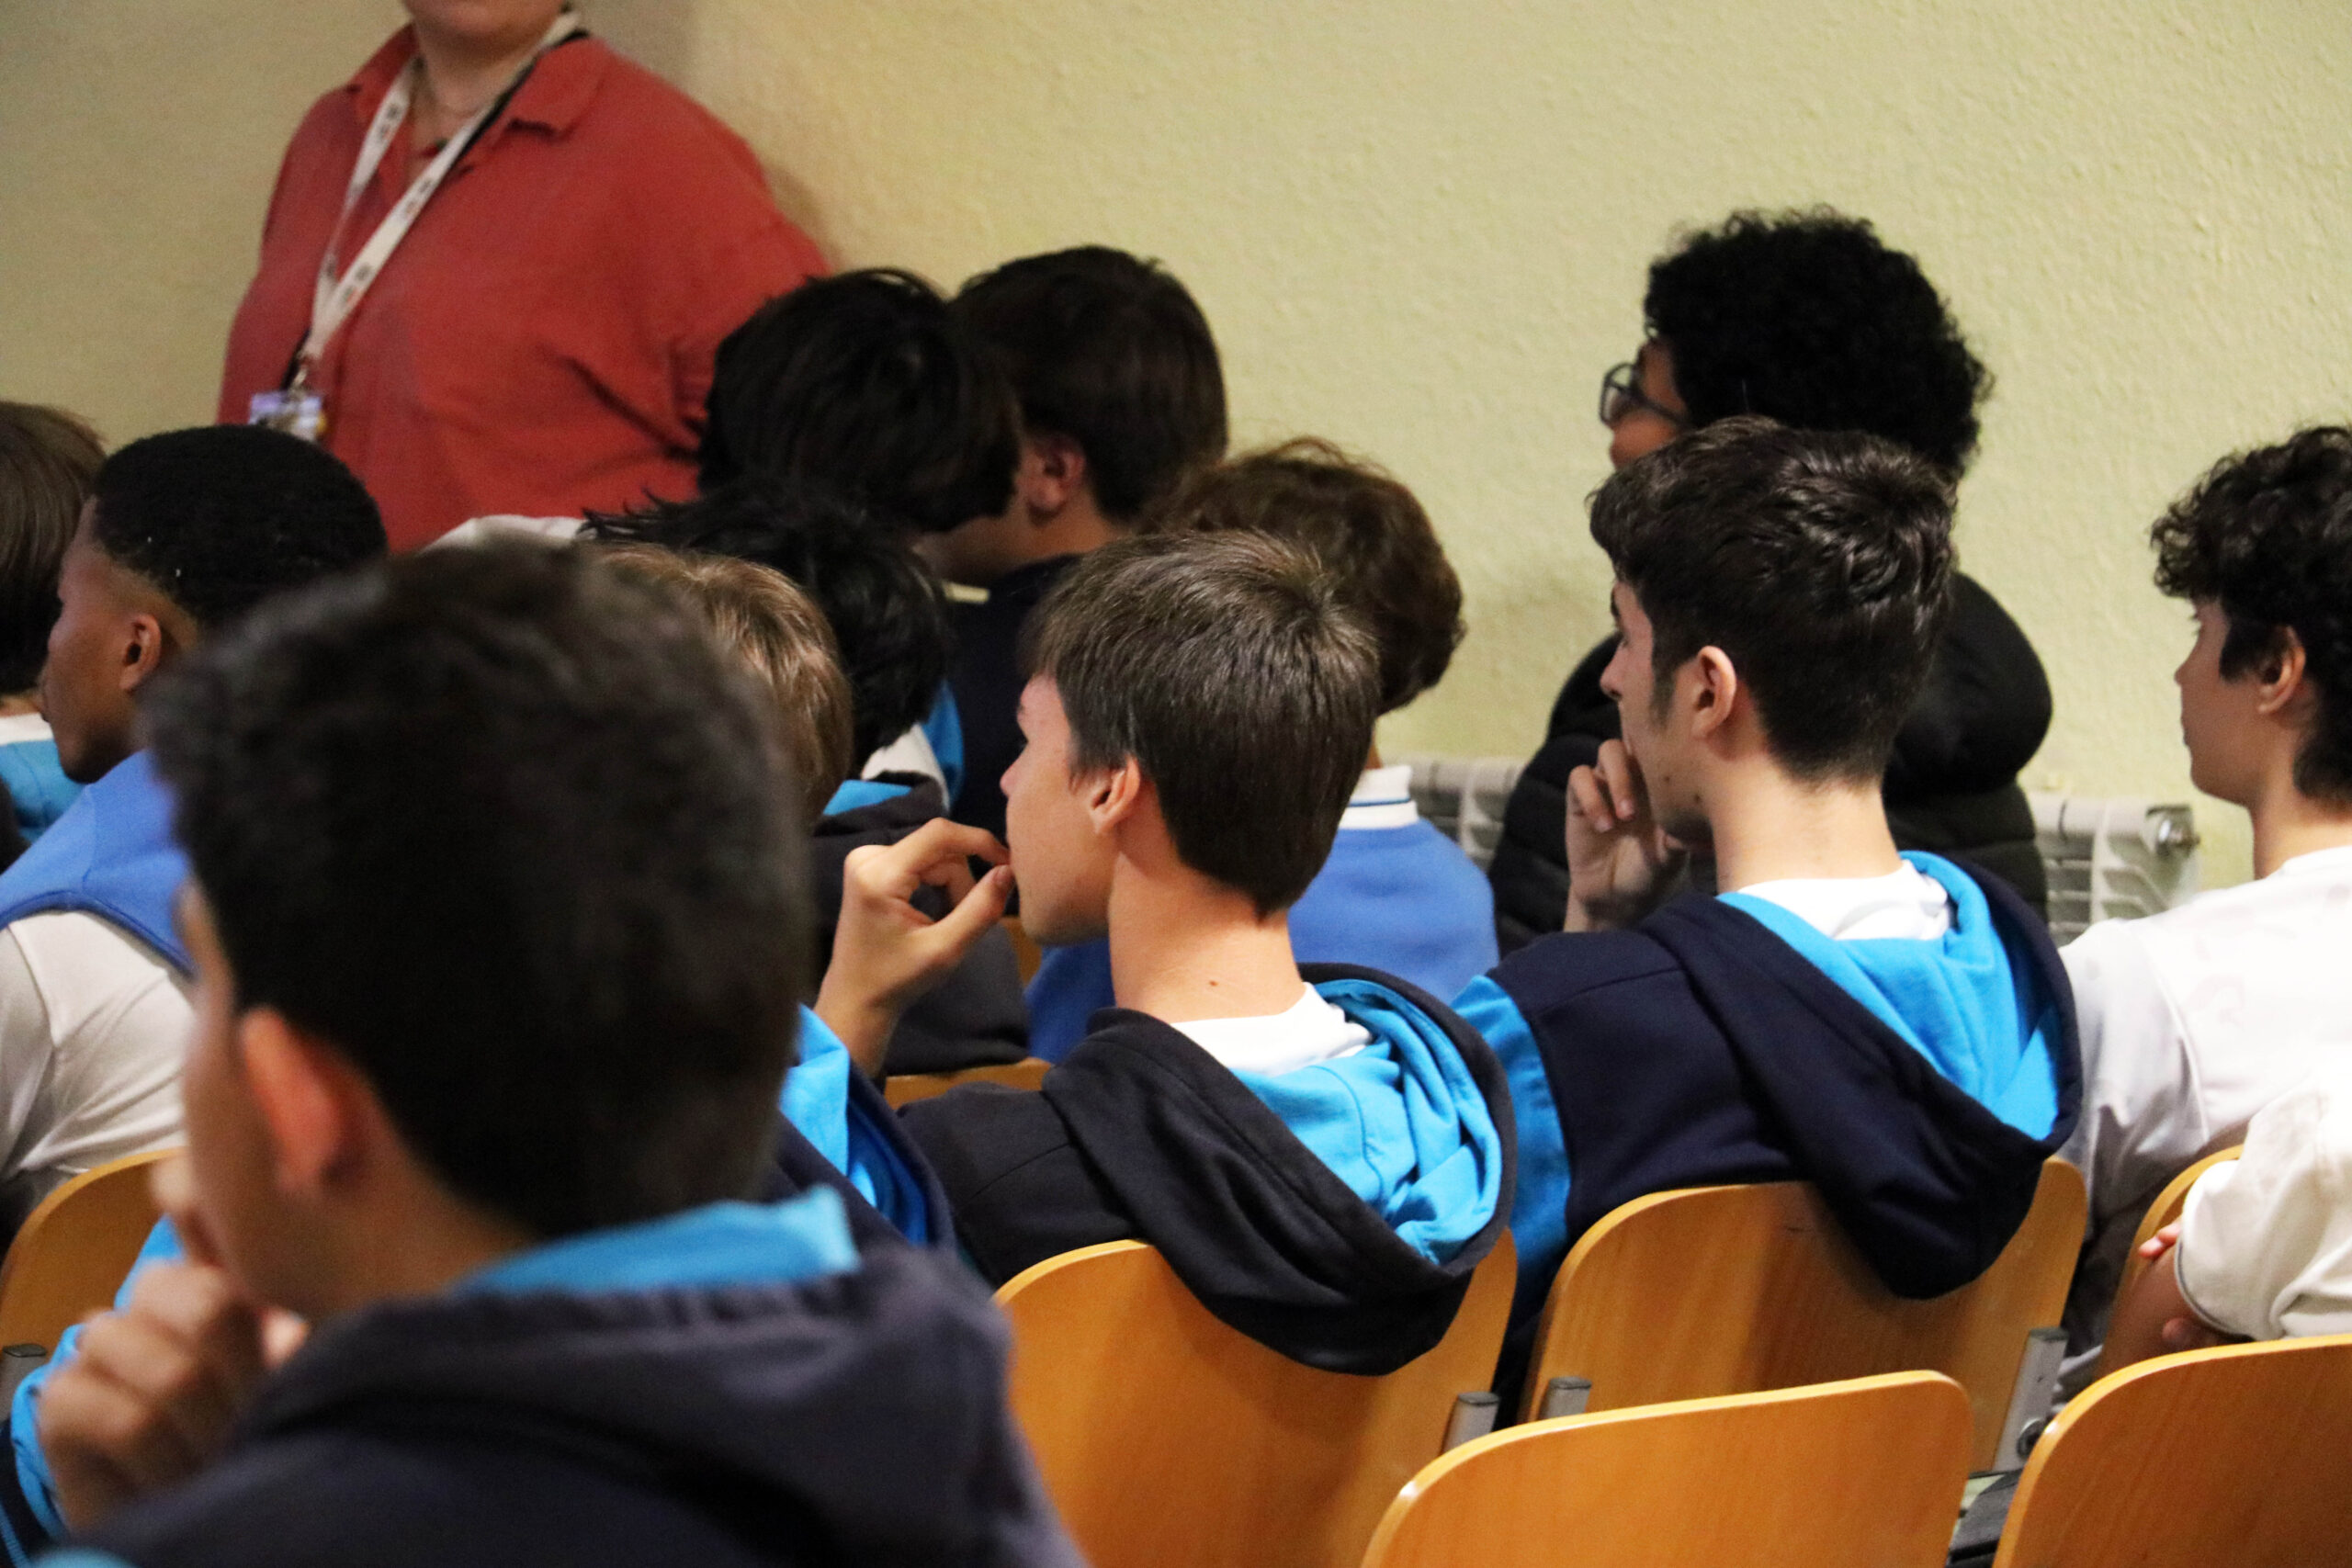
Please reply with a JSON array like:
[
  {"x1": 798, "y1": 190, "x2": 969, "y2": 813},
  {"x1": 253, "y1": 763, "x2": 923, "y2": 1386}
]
[{"x1": 1599, "y1": 360, "x2": 1690, "y2": 429}]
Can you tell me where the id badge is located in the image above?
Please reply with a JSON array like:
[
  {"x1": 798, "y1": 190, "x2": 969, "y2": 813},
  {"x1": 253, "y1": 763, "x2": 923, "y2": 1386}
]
[{"x1": 248, "y1": 389, "x2": 327, "y2": 443}]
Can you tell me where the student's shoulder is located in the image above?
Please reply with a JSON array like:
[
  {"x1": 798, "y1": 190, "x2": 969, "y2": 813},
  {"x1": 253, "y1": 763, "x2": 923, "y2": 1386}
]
[{"x1": 1487, "y1": 923, "x2": 1688, "y2": 1008}]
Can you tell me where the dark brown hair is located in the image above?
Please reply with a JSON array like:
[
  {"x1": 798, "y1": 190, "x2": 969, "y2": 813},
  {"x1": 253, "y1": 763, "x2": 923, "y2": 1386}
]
[
  {"x1": 1144, "y1": 438, "x2": 1463, "y2": 714},
  {"x1": 0, "y1": 403, "x2": 103, "y2": 694},
  {"x1": 2152, "y1": 426, "x2": 2352, "y2": 805},
  {"x1": 955, "y1": 247, "x2": 1227, "y2": 522},
  {"x1": 1023, "y1": 532, "x2": 1377, "y2": 914},
  {"x1": 596, "y1": 544, "x2": 855, "y2": 827},
  {"x1": 1590, "y1": 416, "x2": 1955, "y2": 783}
]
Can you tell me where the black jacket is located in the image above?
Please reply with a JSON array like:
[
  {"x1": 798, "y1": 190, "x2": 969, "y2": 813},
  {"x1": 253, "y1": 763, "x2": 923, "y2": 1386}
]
[
  {"x1": 74, "y1": 1238, "x2": 1079, "y2": 1568},
  {"x1": 900, "y1": 964, "x2": 1515, "y2": 1376},
  {"x1": 810, "y1": 777, "x2": 1028, "y2": 1076},
  {"x1": 1484, "y1": 863, "x2": 2081, "y2": 1396},
  {"x1": 1487, "y1": 574, "x2": 2054, "y2": 952},
  {"x1": 944, "y1": 556, "x2": 1079, "y2": 844}
]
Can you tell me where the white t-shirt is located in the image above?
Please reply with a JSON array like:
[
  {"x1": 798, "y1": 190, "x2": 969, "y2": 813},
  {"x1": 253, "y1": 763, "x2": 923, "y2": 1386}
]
[
  {"x1": 2177, "y1": 1063, "x2": 2352, "y2": 1340},
  {"x1": 0, "y1": 911, "x2": 187, "y2": 1188},
  {"x1": 1732, "y1": 861, "x2": 1955, "y2": 942},
  {"x1": 2059, "y1": 843, "x2": 2352, "y2": 1344},
  {"x1": 1171, "y1": 986, "x2": 1370, "y2": 1078}
]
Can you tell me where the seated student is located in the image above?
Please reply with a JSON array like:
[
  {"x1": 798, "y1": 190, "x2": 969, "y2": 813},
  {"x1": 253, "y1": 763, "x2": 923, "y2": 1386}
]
[
  {"x1": 454, "y1": 268, "x2": 1022, "y2": 799},
  {"x1": 0, "y1": 426, "x2": 383, "y2": 1230},
  {"x1": 595, "y1": 541, "x2": 946, "y2": 1241},
  {"x1": 27, "y1": 545, "x2": 1076, "y2": 1567},
  {"x1": 1027, "y1": 440, "x2": 1498, "y2": 1058},
  {"x1": 590, "y1": 478, "x2": 1029, "y2": 1074},
  {"x1": 0, "y1": 402, "x2": 105, "y2": 849},
  {"x1": 922, "y1": 247, "x2": 1228, "y2": 840},
  {"x1": 823, "y1": 533, "x2": 1512, "y2": 1374},
  {"x1": 1455, "y1": 419, "x2": 2078, "y2": 1396},
  {"x1": 2058, "y1": 427, "x2": 2352, "y2": 1379},
  {"x1": 1487, "y1": 209, "x2": 2053, "y2": 951}
]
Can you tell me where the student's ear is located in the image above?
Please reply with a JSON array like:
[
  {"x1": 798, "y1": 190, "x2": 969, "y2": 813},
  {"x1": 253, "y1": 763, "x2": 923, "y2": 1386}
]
[
  {"x1": 2253, "y1": 627, "x2": 2310, "y2": 719},
  {"x1": 116, "y1": 613, "x2": 171, "y2": 697},
  {"x1": 237, "y1": 1010, "x2": 373, "y2": 1205},
  {"x1": 1080, "y1": 758, "x2": 1148, "y2": 837},
  {"x1": 1016, "y1": 433, "x2": 1091, "y2": 521},
  {"x1": 1686, "y1": 646, "x2": 1741, "y2": 742}
]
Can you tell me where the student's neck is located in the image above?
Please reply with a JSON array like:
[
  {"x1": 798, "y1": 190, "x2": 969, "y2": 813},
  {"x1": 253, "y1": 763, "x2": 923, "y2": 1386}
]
[
  {"x1": 2245, "y1": 773, "x2": 2352, "y2": 878},
  {"x1": 1705, "y1": 768, "x2": 1903, "y2": 892},
  {"x1": 304, "y1": 1185, "x2": 537, "y2": 1320},
  {"x1": 1104, "y1": 866, "x2": 1305, "y2": 1025},
  {"x1": 1022, "y1": 491, "x2": 1125, "y2": 569},
  {"x1": 0, "y1": 693, "x2": 38, "y2": 718}
]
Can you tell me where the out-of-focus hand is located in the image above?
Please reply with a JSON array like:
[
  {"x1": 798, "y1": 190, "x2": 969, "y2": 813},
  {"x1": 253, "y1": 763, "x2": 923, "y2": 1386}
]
[
  {"x1": 1563, "y1": 739, "x2": 1687, "y2": 932},
  {"x1": 818, "y1": 818, "x2": 1012, "y2": 1075}
]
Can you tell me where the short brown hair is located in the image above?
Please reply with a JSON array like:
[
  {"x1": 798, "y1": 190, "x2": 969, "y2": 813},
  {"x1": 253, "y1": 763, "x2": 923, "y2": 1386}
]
[
  {"x1": 0, "y1": 403, "x2": 102, "y2": 694},
  {"x1": 597, "y1": 544, "x2": 854, "y2": 826},
  {"x1": 1023, "y1": 532, "x2": 1378, "y2": 914},
  {"x1": 1145, "y1": 438, "x2": 1464, "y2": 713}
]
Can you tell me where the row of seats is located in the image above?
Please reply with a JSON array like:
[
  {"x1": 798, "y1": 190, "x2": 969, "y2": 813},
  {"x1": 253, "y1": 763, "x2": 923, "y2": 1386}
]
[{"x1": 0, "y1": 1124, "x2": 2330, "y2": 1566}]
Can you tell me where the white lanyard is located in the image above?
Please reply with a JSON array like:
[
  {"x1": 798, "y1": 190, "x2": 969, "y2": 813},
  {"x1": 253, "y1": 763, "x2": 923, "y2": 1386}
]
[{"x1": 294, "y1": 9, "x2": 581, "y2": 390}]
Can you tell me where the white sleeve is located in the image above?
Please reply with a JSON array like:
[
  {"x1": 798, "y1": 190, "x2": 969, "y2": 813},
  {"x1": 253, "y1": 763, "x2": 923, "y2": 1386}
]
[
  {"x1": 0, "y1": 927, "x2": 62, "y2": 1176},
  {"x1": 2176, "y1": 1073, "x2": 2352, "y2": 1340},
  {"x1": 2061, "y1": 920, "x2": 2212, "y2": 1226},
  {"x1": 1, "y1": 913, "x2": 186, "y2": 1181}
]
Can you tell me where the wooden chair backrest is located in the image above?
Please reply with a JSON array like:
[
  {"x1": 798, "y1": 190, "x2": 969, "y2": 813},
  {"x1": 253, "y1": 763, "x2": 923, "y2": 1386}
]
[
  {"x1": 1361, "y1": 1371, "x2": 1972, "y2": 1568},
  {"x1": 1523, "y1": 1157, "x2": 2085, "y2": 1469},
  {"x1": 1994, "y1": 1331, "x2": 2352, "y2": 1567},
  {"x1": 883, "y1": 1055, "x2": 1050, "y2": 1108},
  {"x1": 998, "y1": 1232, "x2": 1516, "y2": 1568},
  {"x1": 1001, "y1": 914, "x2": 1042, "y2": 985},
  {"x1": 2109, "y1": 1145, "x2": 2242, "y2": 1311},
  {"x1": 0, "y1": 1149, "x2": 175, "y2": 1350}
]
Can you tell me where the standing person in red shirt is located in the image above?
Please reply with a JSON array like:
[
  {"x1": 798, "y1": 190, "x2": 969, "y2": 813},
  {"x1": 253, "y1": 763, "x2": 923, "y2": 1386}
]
[{"x1": 217, "y1": 2, "x2": 824, "y2": 551}]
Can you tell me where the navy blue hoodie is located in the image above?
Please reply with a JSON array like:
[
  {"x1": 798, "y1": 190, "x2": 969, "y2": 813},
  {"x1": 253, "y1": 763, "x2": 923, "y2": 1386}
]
[
  {"x1": 52, "y1": 1198, "x2": 1080, "y2": 1568},
  {"x1": 901, "y1": 963, "x2": 1514, "y2": 1376},
  {"x1": 1458, "y1": 854, "x2": 2081, "y2": 1400}
]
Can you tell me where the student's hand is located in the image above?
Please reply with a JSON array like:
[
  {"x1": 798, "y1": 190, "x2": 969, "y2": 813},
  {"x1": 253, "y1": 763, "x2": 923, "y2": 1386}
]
[
  {"x1": 2131, "y1": 1224, "x2": 2227, "y2": 1352},
  {"x1": 39, "y1": 1159, "x2": 306, "y2": 1530},
  {"x1": 2137, "y1": 1222, "x2": 2184, "y2": 1261},
  {"x1": 819, "y1": 818, "x2": 1013, "y2": 1076},
  {"x1": 1563, "y1": 739, "x2": 1687, "y2": 932}
]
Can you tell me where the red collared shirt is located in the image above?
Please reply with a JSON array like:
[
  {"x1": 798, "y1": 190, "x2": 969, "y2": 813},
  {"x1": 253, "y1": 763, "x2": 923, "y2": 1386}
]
[{"x1": 217, "y1": 28, "x2": 823, "y2": 550}]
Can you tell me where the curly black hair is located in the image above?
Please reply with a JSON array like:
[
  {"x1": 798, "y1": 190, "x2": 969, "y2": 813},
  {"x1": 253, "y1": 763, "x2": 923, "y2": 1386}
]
[
  {"x1": 1644, "y1": 209, "x2": 1990, "y2": 477},
  {"x1": 2152, "y1": 426, "x2": 2352, "y2": 805},
  {"x1": 587, "y1": 476, "x2": 950, "y2": 767}
]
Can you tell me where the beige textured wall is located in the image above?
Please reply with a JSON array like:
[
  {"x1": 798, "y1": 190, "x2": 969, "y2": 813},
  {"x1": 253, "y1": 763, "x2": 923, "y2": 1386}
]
[{"x1": 9, "y1": 2, "x2": 2352, "y2": 882}]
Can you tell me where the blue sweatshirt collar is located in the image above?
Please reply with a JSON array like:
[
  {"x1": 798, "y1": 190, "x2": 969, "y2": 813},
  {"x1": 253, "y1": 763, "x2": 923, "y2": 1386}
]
[
  {"x1": 0, "y1": 750, "x2": 189, "y2": 971},
  {"x1": 459, "y1": 1189, "x2": 857, "y2": 1297}
]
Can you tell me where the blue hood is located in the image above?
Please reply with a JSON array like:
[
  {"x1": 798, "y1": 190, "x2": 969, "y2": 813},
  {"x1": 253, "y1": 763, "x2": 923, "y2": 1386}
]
[
  {"x1": 1721, "y1": 852, "x2": 2062, "y2": 1139},
  {"x1": 0, "y1": 751, "x2": 187, "y2": 971},
  {"x1": 1227, "y1": 977, "x2": 1506, "y2": 1264}
]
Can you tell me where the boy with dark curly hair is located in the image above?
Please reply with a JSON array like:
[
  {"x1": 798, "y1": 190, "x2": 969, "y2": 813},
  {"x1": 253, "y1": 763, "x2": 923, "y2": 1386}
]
[
  {"x1": 2057, "y1": 425, "x2": 2352, "y2": 1382},
  {"x1": 1488, "y1": 209, "x2": 2054, "y2": 948}
]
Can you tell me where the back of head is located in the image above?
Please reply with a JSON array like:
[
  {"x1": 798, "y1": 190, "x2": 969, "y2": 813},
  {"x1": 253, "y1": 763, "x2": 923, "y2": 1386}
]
[
  {"x1": 1590, "y1": 416, "x2": 1955, "y2": 782},
  {"x1": 1024, "y1": 531, "x2": 1378, "y2": 913},
  {"x1": 145, "y1": 544, "x2": 809, "y2": 1238},
  {"x1": 1645, "y1": 209, "x2": 1989, "y2": 477},
  {"x1": 1146, "y1": 438, "x2": 1463, "y2": 713},
  {"x1": 89, "y1": 425, "x2": 386, "y2": 629},
  {"x1": 586, "y1": 476, "x2": 949, "y2": 766},
  {"x1": 596, "y1": 543, "x2": 856, "y2": 827},
  {"x1": 0, "y1": 403, "x2": 103, "y2": 694},
  {"x1": 701, "y1": 268, "x2": 1021, "y2": 534},
  {"x1": 2153, "y1": 425, "x2": 2352, "y2": 804},
  {"x1": 955, "y1": 246, "x2": 1228, "y2": 521}
]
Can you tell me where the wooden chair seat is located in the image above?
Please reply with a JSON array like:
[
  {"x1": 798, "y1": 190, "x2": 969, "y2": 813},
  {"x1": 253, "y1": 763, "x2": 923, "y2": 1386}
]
[
  {"x1": 1995, "y1": 1331, "x2": 2352, "y2": 1566},
  {"x1": 1361, "y1": 1371, "x2": 1973, "y2": 1568},
  {"x1": 1523, "y1": 1157, "x2": 2085, "y2": 1469},
  {"x1": 883, "y1": 1055, "x2": 1049, "y2": 1108},
  {"x1": 0, "y1": 1148, "x2": 175, "y2": 1352},
  {"x1": 999, "y1": 1233, "x2": 1515, "y2": 1568}
]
